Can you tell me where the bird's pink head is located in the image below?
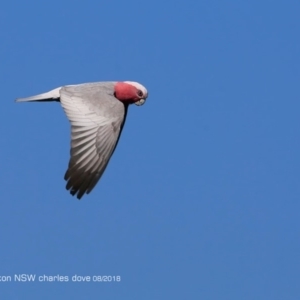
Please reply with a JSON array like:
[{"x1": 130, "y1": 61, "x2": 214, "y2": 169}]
[{"x1": 114, "y1": 81, "x2": 148, "y2": 106}]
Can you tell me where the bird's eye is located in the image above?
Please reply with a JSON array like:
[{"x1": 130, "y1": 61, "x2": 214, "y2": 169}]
[{"x1": 137, "y1": 90, "x2": 143, "y2": 97}]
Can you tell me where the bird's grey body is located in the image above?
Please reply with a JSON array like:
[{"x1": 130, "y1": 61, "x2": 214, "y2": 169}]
[{"x1": 16, "y1": 81, "x2": 148, "y2": 199}]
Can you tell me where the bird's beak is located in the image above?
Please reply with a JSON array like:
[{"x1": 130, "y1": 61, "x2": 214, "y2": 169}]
[
  {"x1": 135, "y1": 92, "x2": 148, "y2": 106},
  {"x1": 135, "y1": 98, "x2": 146, "y2": 106}
]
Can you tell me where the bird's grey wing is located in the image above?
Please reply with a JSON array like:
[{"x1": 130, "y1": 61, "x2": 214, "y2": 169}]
[{"x1": 60, "y1": 84, "x2": 127, "y2": 199}]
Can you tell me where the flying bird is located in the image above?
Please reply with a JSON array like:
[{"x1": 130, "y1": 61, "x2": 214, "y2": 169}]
[{"x1": 16, "y1": 81, "x2": 148, "y2": 199}]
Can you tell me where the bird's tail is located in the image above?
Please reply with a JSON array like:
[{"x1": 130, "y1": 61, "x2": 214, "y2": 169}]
[{"x1": 15, "y1": 87, "x2": 62, "y2": 102}]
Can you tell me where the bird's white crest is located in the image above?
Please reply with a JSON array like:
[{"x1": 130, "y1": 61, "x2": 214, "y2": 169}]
[{"x1": 124, "y1": 81, "x2": 148, "y2": 98}]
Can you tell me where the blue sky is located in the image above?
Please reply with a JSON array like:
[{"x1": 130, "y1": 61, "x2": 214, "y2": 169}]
[{"x1": 1, "y1": 0, "x2": 299, "y2": 299}]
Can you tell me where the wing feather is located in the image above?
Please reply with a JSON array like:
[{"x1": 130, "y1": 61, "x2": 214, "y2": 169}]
[{"x1": 59, "y1": 83, "x2": 127, "y2": 199}]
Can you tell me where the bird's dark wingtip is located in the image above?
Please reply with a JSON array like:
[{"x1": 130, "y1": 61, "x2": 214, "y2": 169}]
[
  {"x1": 65, "y1": 183, "x2": 84, "y2": 200},
  {"x1": 76, "y1": 193, "x2": 83, "y2": 200}
]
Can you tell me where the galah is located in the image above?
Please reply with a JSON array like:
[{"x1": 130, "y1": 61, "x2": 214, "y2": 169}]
[{"x1": 16, "y1": 81, "x2": 148, "y2": 199}]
